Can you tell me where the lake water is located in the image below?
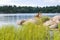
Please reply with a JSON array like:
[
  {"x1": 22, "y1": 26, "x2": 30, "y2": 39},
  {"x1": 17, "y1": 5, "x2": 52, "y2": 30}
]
[{"x1": 0, "y1": 13, "x2": 60, "y2": 26}]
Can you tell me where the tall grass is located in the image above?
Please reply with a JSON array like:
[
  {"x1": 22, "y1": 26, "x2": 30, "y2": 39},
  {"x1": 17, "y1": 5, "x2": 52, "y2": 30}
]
[
  {"x1": 0, "y1": 25, "x2": 16, "y2": 40},
  {"x1": 18, "y1": 23, "x2": 50, "y2": 40},
  {"x1": 0, "y1": 23, "x2": 50, "y2": 40},
  {"x1": 53, "y1": 23, "x2": 60, "y2": 40},
  {"x1": 0, "y1": 16, "x2": 50, "y2": 40}
]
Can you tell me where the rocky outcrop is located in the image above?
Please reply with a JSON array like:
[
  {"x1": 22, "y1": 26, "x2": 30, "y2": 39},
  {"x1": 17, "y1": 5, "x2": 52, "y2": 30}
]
[
  {"x1": 17, "y1": 13, "x2": 41, "y2": 25},
  {"x1": 17, "y1": 13, "x2": 60, "y2": 29},
  {"x1": 44, "y1": 16, "x2": 60, "y2": 29},
  {"x1": 17, "y1": 18, "x2": 41, "y2": 25}
]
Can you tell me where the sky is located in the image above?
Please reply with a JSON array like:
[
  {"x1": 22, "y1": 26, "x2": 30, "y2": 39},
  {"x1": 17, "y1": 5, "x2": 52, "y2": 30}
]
[{"x1": 0, "y1": 0, "x2": 60, "y2": 7}]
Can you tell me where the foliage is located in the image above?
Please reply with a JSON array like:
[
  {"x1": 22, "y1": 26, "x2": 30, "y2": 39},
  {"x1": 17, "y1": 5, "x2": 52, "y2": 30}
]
[
  {"x1": 53, "y1": 23, "x2": 60, "y2": 40},
  {"x1": 0, "y1": 25, "x2": 16, "y2": 40},
  {"x1": 0, "y1": 16, "x2": 60, "y2": 40},
  {"x1": 41, "y1": 16, "x2": 50, "y2": 22},
  {"x1": 0, "y1": 22, "x2": 50, "y2": 40},
  {"x1": 0, "y1": 5, "x2": 60, "y2": 13},
  {"x1": 53, "y1": 30, "x2": 60, "y2": 40},
  {"x1": 58, "y1": 23, "x2": 60, "y2": 30},
  {"x1": 17, "y1": 23, "x2": 50, "y2": 40}
]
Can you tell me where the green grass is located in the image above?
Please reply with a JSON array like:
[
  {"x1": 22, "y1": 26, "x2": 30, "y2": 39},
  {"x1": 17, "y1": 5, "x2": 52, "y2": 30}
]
[
  {"x1": 18, "y1": 23, "x2": 50, "y2": 40},
  {"x1": 0, "y1": 25, "x2": 16, "y2": 40},
  {"x1": 0, "y1": 23, "x2": 50, "y2": 40},
  {"x1": 41, "y1": 16, "x2": 50, "y2": 22},
  {"x1": 0, "y1": 16, "x2": 52, "y2": 40},
  {"x1": 53, "y1": 23, "x2": 60, "y2": 40},
  {"x1": 53, "y1": 30, "x2": 60, "y2": 40}
]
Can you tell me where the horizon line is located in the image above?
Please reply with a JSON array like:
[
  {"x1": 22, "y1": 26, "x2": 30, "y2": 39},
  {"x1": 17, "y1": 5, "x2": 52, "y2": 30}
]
[{"x1": 0, "y1": 5, "x2": 60, "y2": 7}]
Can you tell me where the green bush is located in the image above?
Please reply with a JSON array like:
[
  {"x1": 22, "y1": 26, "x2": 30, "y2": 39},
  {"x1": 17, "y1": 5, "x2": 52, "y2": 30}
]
[{"x1": 41, "y1": 16, "x2": 50, "y2": 22}]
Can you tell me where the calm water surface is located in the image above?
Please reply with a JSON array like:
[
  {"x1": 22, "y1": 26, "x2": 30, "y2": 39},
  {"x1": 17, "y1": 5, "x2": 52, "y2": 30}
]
[{"x1": 0, "y1": 13, "x2": 60, "y2": 26}]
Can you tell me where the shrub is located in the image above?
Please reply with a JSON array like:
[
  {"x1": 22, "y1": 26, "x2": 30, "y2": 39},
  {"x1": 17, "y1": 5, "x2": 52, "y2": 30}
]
[{"x1": 41, "y1": 16, "x2": 50, "y2": 22}]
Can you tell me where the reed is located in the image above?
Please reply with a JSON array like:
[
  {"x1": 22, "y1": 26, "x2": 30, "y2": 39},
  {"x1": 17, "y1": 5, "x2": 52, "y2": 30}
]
[
  {"x1": 0, "y1": 16, "x2": 50, "y2": 40},
  {"x1": 17, "y1": 22, "x2": 50, "y2": 40},
  {"x1": 53, "y1": 23, "x2": 60, "y2": 40}
]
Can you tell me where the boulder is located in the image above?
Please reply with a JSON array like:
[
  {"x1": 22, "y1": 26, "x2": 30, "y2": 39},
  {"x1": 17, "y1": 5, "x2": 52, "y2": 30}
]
[
  {"x1": 17, "y1": 13, "x2": 41, "y2": 25},
  {"x1": 17, "y1": 13, "x2": 60, "y2": 29},
  {"x1": 44, "y1": 16, "x2": 60, "y2": 29}
]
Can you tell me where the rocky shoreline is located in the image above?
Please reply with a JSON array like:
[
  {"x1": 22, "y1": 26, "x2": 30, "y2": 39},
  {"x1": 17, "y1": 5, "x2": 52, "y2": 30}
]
[{"x1": 17, "y1": 13, "x2": 60, "y2": 29}]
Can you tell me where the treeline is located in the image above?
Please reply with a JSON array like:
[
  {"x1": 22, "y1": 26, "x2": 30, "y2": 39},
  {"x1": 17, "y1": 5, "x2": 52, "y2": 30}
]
[{"x1": 0, "y1": 5, "x2": 60, "y2": 13}]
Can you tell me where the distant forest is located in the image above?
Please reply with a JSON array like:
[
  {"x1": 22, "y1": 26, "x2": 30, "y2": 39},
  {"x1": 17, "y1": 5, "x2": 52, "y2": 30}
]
[{"x1": 0, "y1": 5, "x2": 60, "y2": 13}]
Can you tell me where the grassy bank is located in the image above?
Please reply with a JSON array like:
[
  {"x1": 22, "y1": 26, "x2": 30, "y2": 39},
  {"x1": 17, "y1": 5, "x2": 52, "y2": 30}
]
[
  {"x1": 0, "y1": 16, "x2": 50, "y2": 40},
  {"x1": 0, "y1": 23, "x2": 50, "y2": 40},
  {"x1": 0, "y1": 16, "x2": 60, "y2": 40}
]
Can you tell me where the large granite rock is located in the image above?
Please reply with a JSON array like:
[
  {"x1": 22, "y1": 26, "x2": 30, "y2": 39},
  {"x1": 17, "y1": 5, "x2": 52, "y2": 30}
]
[
  {"x1": 17, "y1": 18, "x2": 40, "y2": 25},
  {"x1": 17, "y1": 14, "x2": 60, "y2": 29},
  {"x1": 44, "y1": 16, "x2": 60, "y2": 29}
]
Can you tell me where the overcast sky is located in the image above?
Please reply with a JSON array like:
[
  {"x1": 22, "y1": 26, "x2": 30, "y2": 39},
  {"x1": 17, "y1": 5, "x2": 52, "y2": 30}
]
[{"x1": 0, "y1": 0, "x2": 60, "y2": 7}]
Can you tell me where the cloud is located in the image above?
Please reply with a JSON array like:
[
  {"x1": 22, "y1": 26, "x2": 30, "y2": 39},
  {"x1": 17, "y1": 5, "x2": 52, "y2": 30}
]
[
  {"x1": 0, "y1": 0, "x2": 60, "y2": 7},
  {"x1": 0, "y1": 0, "x2": 13, "y2": 6}
]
